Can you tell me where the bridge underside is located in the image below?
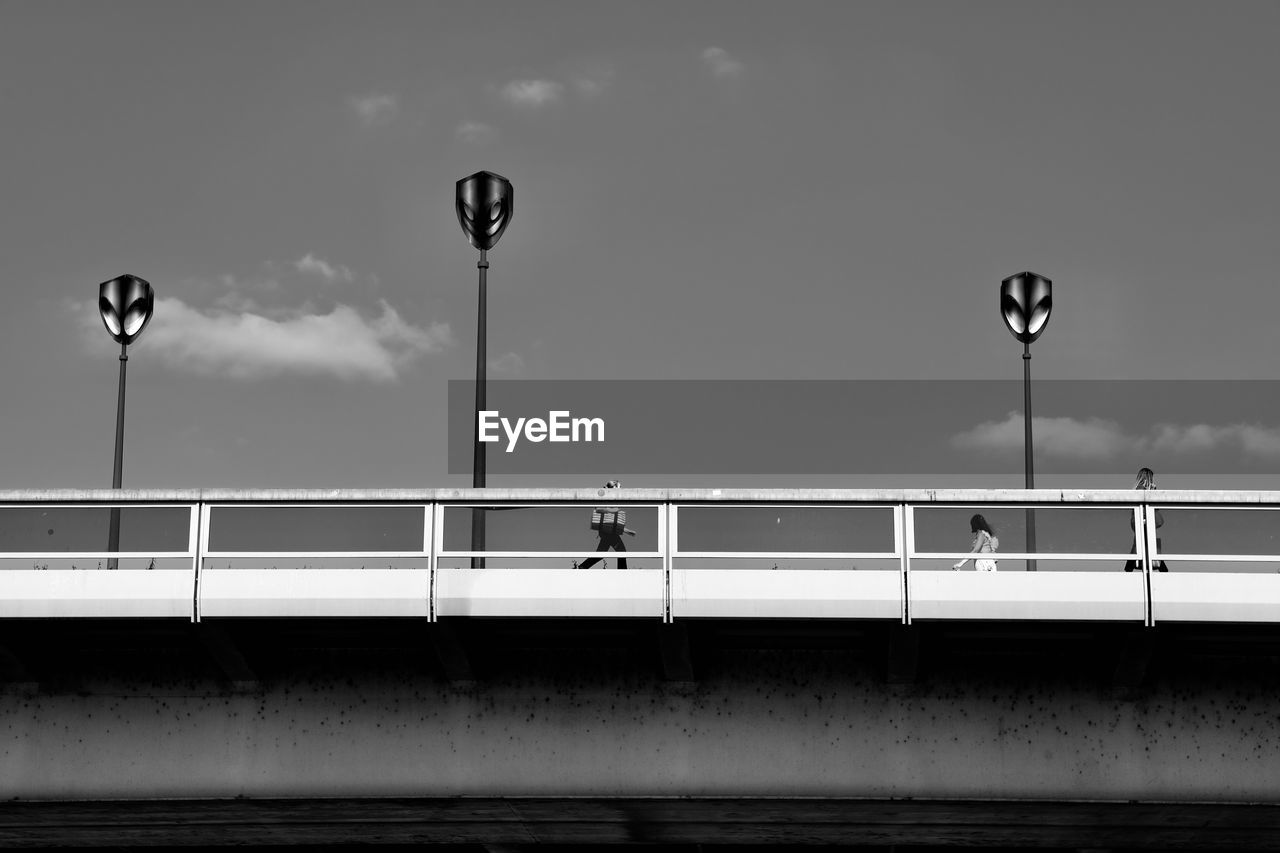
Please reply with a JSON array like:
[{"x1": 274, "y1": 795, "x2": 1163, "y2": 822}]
[
  {"x1": 5, "y1": 796, "x2": 1280, "y2": 849},
  {"x1": 3, "y1": 617, "x2": 1280, "y2": 848}
]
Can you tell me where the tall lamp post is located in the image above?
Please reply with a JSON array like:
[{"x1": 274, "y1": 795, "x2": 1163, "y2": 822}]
[
  {"x1": 98, "y1": 274, "x2": 155, "y2": 568},
  {"x1": 999, "y1": 271, "x2": 1052, "y2": 572},
  {"x1": 456, "y1": 171, "x2": 513, "y2": 568}
]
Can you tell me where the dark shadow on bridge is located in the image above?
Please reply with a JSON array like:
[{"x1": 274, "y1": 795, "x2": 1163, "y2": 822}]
[
  {"x1": 5, "y1": 616, "x2": 1280, "y2": 690},
  {"x1": 4, "y1": 797, "x2": 1280, "y2": 849}
]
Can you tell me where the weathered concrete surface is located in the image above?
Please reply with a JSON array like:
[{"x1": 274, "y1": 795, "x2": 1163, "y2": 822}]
[
  {"x1": 5, "y1": 486, "x2": 1280, "y2": 504},
  {"x1": 3, "y1": 649, "x2": 1277, "y2": 802}
]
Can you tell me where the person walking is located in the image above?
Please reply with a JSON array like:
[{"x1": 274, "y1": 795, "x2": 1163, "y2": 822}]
[
  {"x1": 577, "y1": 480, "x2": 635, "y2": 569},
  {"x1": 953, "y1": 514, "x2": 999, "y2": 571},
  {"x1": 1125, "y1": 467, "x2": 1168, "y2": 572}
]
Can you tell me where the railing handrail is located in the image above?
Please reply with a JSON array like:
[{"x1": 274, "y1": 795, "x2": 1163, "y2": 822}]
[
  {"x1": 8, "y1": 487, "x2": 1280, "y2": 505},
  {"x1": 9, "y1": 494, "x2": 1280, "y2": 627},
  {"x1": 3, "y1": 492, "x2": 1279, "y2": 567}
]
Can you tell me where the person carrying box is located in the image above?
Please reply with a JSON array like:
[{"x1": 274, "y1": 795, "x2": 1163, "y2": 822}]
[{"x1": 577, "y1": 480, "x2": 635, "y2": 569}]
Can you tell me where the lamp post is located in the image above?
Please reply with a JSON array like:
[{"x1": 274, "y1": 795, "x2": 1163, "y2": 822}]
[
  {"x1": 456, "y1": 171, "x2": 513, "y2": 568},
  {"x1": 98, "y1": 274, "x2": 155, "y2": 568},
  {"x1": 1000, "y1": 271, "x2": 1052, "y2": 571}
]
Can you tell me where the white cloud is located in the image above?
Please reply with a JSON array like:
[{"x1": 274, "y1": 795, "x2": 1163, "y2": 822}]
[
  {"x1": 500, "y1": 79, "x2": 564, "y2": 107},
  {"x1": 952, "y1": 413, "x2": 1280, "y2": 461},
  {"x1": 78, "y1": 297, "x2": 452, "y2": 382},
  {"x1": 1150, "y1": 423, "x2": 1280, "y2": 458},
  {"x1": 294, "y1": 253, "x2": 354, "y2": 283},
  {"x1": 350, "y1": 93, "x2": 398, "y2": 126},
  {"x1": 456, "y1": 121, "x2": 498, "y2": 145},
  {"x1": 1238, "y1": 425, "x2": 1280, "y2": 457},
  {"x1": 953, "y1": 412, "x2": 1132, "y2": 459},
  {"x1": 702, "y1": 46, "x2": 745, "y2": 78},
  {"x1": 1148, "y1": 423, "x2": 1219, "y2": 454},
  {"x1": 488, "y1": 352, "x2": 525, "y2": 377}
]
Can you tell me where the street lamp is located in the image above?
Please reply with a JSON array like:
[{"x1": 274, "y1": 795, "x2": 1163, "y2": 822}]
[
  {"x1": 456, "y1": 170, "x2": 513, "y2": 568},
  {"x1": 99, "y1": 274, "x2": 155, "y2": 567},
  {"x1": 1000, "y1": 271, "x2": 1052, "y2": 570}
]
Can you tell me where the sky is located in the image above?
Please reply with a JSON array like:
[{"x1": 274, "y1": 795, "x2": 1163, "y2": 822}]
[{"x1": 3, "y1": 0, "x2": 1280, "y2": 490}]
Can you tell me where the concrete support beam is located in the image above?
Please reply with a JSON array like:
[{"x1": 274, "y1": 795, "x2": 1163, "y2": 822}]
[{"x1": 5, "y1": 649, "x2": 1279, "y2": 804}]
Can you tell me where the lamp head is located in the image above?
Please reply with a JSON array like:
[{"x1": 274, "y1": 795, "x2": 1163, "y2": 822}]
[
  {"x1": 455, "y1": 170, "x2": 513, "y2": 251},
  {"x1": 99, "y1": 274, "x2": 154, "y2": 345},
  {"x1": 1000, "y1": 270, "x2": 1052, "y2": 344}
]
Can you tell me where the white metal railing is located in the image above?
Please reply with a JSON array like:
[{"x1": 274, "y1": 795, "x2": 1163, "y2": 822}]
[
  {"x1": 668, "y1": 503, "x2": 904, "y2": 621},
  {"x1": 432, "y1": 503, "x2": 667, "y2": 619},
  {"x1": 432, "y1": 503, "x2": 666, "y2": 563},
  {"x1": 0, "y1": 502, "x2": 200, "y2": 567},
  {"x1": 0, "y1": 502, "x2": 200, "y2": 619},
  {"x1": 907, "y1": 505, "x2": 1145, "y2": 565},
  {"x1": 1144, "y1": 505, "x2": 1280, "y2": 623},
  {"x1": 905, "y1": 504, "x2": 1152, "y2": 623},
  {"x1": 197, "y1": 503, "x2": 433, "y2": 619},
  {"x1": 0, "y1": 490, "x2": 1278, "y2": 624}
]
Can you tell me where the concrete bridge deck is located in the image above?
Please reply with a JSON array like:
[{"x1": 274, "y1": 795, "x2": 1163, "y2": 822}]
[{"x1": 2, "y1": 489, "x2": 1279, "y2": 849}]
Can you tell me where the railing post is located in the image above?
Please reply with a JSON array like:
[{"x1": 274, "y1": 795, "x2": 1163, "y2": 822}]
[
  {"x1": 1141, "y1": 504, "x2": 1157, "y2": 627},
  {"x1": 663, "y1": 503, "x2": 675, "y2": 624},
  {"x1": 902, "y1": 504, "x2": 915, "y2": 625},
  {"x1": 426, "y1": 503, "x2": 436, "y2": 623},
  {"x1": 895, "y1": 504, "x2": 907, "y2": 624},
  {"x1": 432, "y1": 503, "x2": 447, "y2": 621},
  {"x1": 194, "y1": 502, "x2": 210, "y2": 623}
]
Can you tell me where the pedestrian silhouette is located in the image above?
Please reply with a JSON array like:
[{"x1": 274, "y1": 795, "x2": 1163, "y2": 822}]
[
  {"x1": 578, "y1": 480, "x2": 635, "y2": 569},
  {"x1": 1125, "y1": 467, "x2": 1168, "y2": 572}
]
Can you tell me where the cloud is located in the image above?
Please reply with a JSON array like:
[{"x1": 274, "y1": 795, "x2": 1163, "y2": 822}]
[
  {"x1": 349, "y1": 93, "x2": 398, "y2": 126},
  {"x1": 495, "y1": 70, "x2": 609, "y2": 110},
  {"x1": 702, "y1": 46, "x2": 745, "y2": 78},
  {"x1": 294, "y1": 253, "x2": 354, "y2": 283},
  {"x1": 1149, "y1": 423, "x2": 1280, "y2": 458},
  {"x1": 456, "y1": 121, "x2": 498, "y2": 145},
  {"x1": 500, "y1": 79, "x2": 564, "y2": 107},
  {"x1": 953, "y1": 412, "x2": 1132, "y2": 459},
  {"x1": 952, "y1": 412, "x2": 1280, "y2": 461},
  {"x1": 73, "y1": 296, "x2": 452, "y2": 382},
  {"x1": 1237, "y1": 425, "x2": 1280, "y2": 457},
  {"x1": 488, "y1": 352, "x2": 525, "y2": 377}
]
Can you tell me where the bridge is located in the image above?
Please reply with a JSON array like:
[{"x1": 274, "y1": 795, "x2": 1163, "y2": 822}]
[{"x1": 2, "y1": 488, "x2": 1279, "y2": 849}]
